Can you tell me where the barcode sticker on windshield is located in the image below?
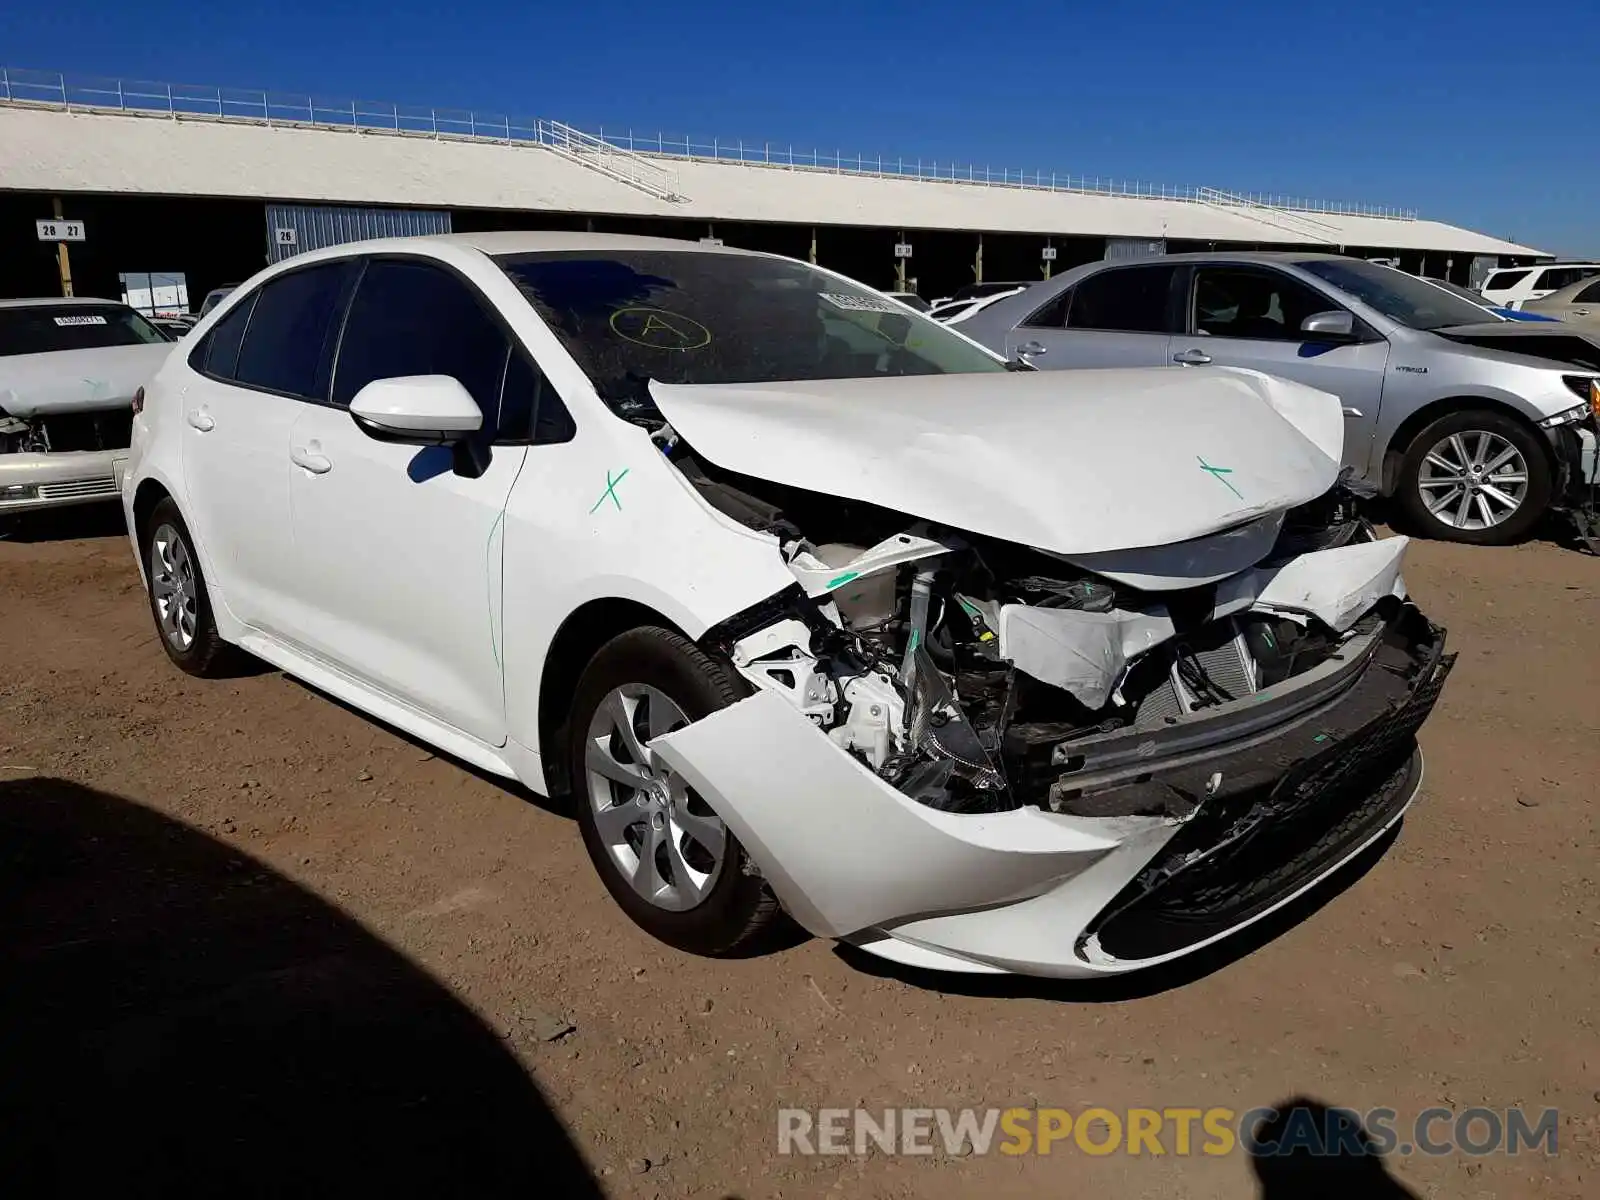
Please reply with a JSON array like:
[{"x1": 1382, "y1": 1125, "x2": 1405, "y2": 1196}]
[
  {"x1": 53, "y1": 315, "x2": 108, "y2": 326},
  {"x1": 820, "y1": 292, "x2": 900, "y2": 313}
]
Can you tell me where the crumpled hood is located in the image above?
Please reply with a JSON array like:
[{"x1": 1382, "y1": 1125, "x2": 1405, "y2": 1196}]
[
  {"x1": 1431, "y1": 323, "x2": 1600, "y2": 371},
  {"x1": 0, "y1": 343, "x2": 171, "y2": 418},
  {"x1": 652, "y1": 366, "x2": 1343, "y2": 555}
]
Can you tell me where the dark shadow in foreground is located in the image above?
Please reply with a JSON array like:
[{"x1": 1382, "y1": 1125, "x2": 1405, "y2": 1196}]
[
  {"x1": 834, "y1": 823, "x2": 1400, "y2": 1002},
  {"x1": 0, "y1": 502, "x2": 128, "y2": 543},
  {"x1": 0, "y1": 777, "x2": 604, "y2": 1198},
  {"x1": 1248, "y1": 1098, "x2": 1421, "y2": 1199}
]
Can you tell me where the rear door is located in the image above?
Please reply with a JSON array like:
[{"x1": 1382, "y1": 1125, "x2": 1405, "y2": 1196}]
[
  {"x1": 179, "y1": 261, "x2": 356, "y2": 629},
  {"x1": 1531, "y1": 278, "x2": 1600, "y2": 328},
  {"x1": 1168, "y1": 264, "x2": 1390, "y2": 476},
  {"x1": 1005, "y1": 263, "x2": 1177, "y2": 368}
]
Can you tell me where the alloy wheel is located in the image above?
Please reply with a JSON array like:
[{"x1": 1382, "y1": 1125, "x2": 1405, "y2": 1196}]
[
  {"x1": 1417, "y1": 430, "x2": 1529, "y2": 531},
  {"x1": 150, "y1": 523, "x2": 199, "y2": 651},
  {"x1": 584, "y1": 684, "x2": 727, "y2": 912}
]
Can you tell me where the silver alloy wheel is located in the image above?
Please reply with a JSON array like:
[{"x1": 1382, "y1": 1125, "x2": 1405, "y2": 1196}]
[
  {"x1": 1417, "y1": 430, "x2": 1529, "y2": 531},
  {"x1": 150, "y1": 522, "x2": 199, "y2": 651},
  {"x1": 584, "y1": 684, "x2": 727, "y2": 912}
]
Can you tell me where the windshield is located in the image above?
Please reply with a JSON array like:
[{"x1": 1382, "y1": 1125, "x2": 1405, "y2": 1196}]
[
  {"x1": 0, "y1": 304, "x2": 171, "y2": 356},
  {"x1": 1425, "y1": 278, "x2": 1495, "y2": 306},
  {"x1": 1297, "y1": 260, "x2": 1493, "y2": 330},
  {"x1": 495, "y1": 250, "x2": 1004, "y2": 412}
]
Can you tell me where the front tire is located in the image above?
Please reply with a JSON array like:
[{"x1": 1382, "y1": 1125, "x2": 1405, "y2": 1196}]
[
  {"x1": 141, "y1": 498, "x2": 238, "y2": 676},
  {"x1": 1396, "y1": 408, "x2": 1552, "y2": 545},
  {"x1": 567, "y1": 626, "x2": 779, "y2": 957}
]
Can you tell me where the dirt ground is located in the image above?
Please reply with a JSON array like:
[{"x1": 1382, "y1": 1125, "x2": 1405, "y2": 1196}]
[{"x1": 2, "y1": 507, "x2": 1597, "y2": 1199}]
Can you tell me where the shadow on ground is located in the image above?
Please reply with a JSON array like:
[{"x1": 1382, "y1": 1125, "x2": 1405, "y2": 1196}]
[
  {"x1": 0, "y1": 776, "x2": 604, "y2": 1198},
  {"x1": 836, "y1": 824, "x2": 1400, "y2": 1002},
  {"x1": 0, "y1": 503, "x2": 128, "y2": 543},
  {"x1": 1248, "y1": 1098, "x2": 1421, "y2": 1199}
]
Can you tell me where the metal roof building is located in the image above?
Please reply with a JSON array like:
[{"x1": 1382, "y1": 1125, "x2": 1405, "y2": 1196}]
[{"x1": 0, "y1": 70, "x2": 1546, "y2": 304}]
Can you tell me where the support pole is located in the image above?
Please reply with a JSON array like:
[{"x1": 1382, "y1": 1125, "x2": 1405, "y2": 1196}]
[
  {"x1": 53, "y1": 197, "x2": 74, "y2": 297},
  {"x1": 973, "y1": 233, "x2": 983, "y2": 285},
  {"x1": 809, "y1": 226, "x2": 818, "y2": 265}
]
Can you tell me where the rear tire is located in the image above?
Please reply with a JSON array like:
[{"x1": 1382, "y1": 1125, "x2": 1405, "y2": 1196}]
[
  {"x1": 1396, "y1": 408, "x2": 1552, "y2": 545},
  {"x1": 567, "y1": 626, "x2": 779, "y2": 957},
  {"x1": 141, "y1": 498, "x2": 239, "y2": 677}
]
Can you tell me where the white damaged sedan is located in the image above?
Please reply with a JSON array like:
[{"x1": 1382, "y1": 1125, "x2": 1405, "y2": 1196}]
[{"x1": 125, "y1": 233, "x2": 1454, "y2": 978}]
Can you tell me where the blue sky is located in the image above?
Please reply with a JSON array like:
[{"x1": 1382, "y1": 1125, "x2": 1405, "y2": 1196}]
[{"x1": 3, "y1": 1, "x2": 1595, "y2": 254}]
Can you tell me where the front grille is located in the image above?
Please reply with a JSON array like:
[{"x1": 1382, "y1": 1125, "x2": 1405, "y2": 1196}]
[
  {"x1": 36, "y1": 410, "x2": 133, "y2": 453},
  {"x1": 38, "y1": 477, "x2": 119, "y2": 501},
  {"x1": 1087, "y1": 643, "x2": 1455, "y2": 962}
]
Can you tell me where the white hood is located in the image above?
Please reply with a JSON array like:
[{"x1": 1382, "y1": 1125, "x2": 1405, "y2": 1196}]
[
  {"x1": 651, "y1": 366, "x2": 1343, "y2": 556},
  {"x1": 0, "y1": 343, "x2": 171, "y2": 418}
]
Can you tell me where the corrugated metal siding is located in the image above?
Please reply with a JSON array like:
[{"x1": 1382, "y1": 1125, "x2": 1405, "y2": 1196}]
[
  {"x1": 1105, "y1": 237, "x2": 1167, "y2": 260},
  {"x1": 265, "y1": 203, "x2": 451, "y2": 263}
]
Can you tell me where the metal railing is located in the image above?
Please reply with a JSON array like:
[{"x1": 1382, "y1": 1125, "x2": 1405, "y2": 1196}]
[
  {"x1": 535, "y1": 118, "x2": 682, "y2": 202},
  {"x1": 0, "y1": 67, "x2": 1421, "y2": 221}
]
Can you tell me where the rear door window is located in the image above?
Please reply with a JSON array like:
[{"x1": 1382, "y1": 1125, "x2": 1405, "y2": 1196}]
[
  {"x1": 1065, "y1": 266, "x2": 1176, "y2": 333},
  {"x1": 1573, "y1": 280, "x2": 1600, "y2": 304},
  {"x1": 232, "y1": 261, "x2": 357, "y2": 401}
]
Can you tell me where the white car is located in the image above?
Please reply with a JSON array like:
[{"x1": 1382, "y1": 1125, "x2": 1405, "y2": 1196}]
[
  {"x1": 1, "y1": 298, "x2": 172, "y2": 515},
  {"x1": 124, "y1": 233, "x2": 1454, "y2": 979},
  {"x1": 1479, "y1": 262, "x2": 1600, "y2": 311}
]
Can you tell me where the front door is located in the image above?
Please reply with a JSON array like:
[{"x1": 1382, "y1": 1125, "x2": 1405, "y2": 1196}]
[
  {"x1": 1004, "y1": 262, "x2": 1177, "y2": 369},
  {"x1": 284, "y1": 257, "x2": 532, "y2": 745},
  {"x1": 1170, "y1": 265, "x2": 1391, "y2": 477}
]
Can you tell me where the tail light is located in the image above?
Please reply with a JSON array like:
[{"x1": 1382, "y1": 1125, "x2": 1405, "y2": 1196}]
[{"x1": 131, "y1": 386, "x2": 144, "y2": 416}]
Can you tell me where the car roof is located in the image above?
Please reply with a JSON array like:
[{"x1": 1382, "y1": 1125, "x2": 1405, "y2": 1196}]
[
  {"x1": 291, "y1": 230, "x2": 775, "y2": 260},
  {"x1": 0, "y1": 296, "x2": 126, "y2": 310}
]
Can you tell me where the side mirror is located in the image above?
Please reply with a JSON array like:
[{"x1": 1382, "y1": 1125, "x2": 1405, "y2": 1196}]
[
  {"x1": 349, "y1": 375, "x2": 490, "y2": 479},
  {"x1": 349, "y1": 375, "x2": 483, "y2": 444},
  {"x1": 1300, "y1": 310, "x2": 1356, "y2": 341}
]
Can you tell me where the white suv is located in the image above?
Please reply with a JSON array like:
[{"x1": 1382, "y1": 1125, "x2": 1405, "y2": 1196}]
[
  {"x1": 122, "y1": 231, "x2": 1455, "y2": 979},
  {"x1": 1480, "y1": 263, "x2": 1600, "y2": 310}
]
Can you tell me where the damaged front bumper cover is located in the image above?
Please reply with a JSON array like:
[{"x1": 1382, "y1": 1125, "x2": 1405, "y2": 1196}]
[{"x1": 651, "y1": 604, "x2": 1453, "y2": 978}]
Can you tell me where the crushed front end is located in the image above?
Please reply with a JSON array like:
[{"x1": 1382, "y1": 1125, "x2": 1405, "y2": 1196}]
[{"x1": 648, "y1": 449, "x2": 1454, "y2": 977}]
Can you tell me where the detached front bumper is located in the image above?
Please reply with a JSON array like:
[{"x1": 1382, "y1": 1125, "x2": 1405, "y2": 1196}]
[
  {"x1": 652, "y1": 603, "x2": 1453, "y2": 979},
  {"x1": 0, "y1": 449, "x2": 128, "y2": 513}
]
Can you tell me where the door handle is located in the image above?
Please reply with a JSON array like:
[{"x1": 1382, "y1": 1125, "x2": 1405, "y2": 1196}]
[
  {"x1": 1016, "y1": 340, "x2": 1048, "y2": 358},
  {"x1": 1173, "y1": 349, "x2": 1212, "y2": 366},
  {"x1": 290, "y1": 445, "x2": 332, "y2": 475},
  {"x1": 186, "y1": 409, "x2": 214, "y2": 432},
  {"x1": 1573, "y1": 309, "x2": 1591, "y2": 317}
]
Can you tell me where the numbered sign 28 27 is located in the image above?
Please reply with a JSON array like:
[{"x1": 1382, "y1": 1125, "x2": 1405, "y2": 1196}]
[{"x1": 36, "y1": 219, "x2": 86, "y2": 243}]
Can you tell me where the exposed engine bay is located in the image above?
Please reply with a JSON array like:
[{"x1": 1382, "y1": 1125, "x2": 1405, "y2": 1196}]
[{"x1": 665, "y1": 434, "x2": 1418, "y2": 819}]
